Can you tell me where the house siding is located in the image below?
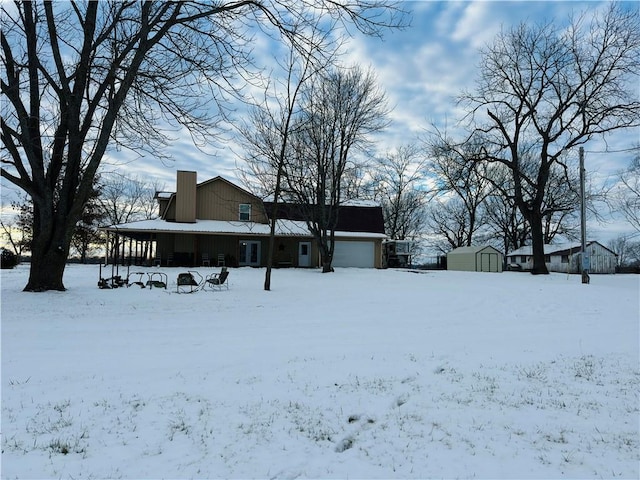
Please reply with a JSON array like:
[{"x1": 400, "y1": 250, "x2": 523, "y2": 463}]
[
  {"x1": 577, "y1": 243, "x2": 617, "y2": 274},
  {"x1": 196, "y1": 178, "x2": 268, "y2": 223},
  {"x1": 506, "y1": 242, "x2": 617, "y2": 274}
]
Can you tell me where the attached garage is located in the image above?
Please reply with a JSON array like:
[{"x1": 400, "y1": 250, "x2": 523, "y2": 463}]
[
  {"x1": 447, "y1": 245, "x2": 504, "y2": 272},
  {"x1": 333, "y1": 240, "x2": 376, "y2": 268}
]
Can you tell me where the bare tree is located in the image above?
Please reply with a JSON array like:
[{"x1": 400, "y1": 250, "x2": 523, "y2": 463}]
[
  {"x1": 608, "y1": 235, "x2": 629, "y2": 268},
  {"x1": 0, "y1": 217, "x2": 23, "y2": 258},
  {"x1": 342, "y1": 161, "x2": 373, "y2": 201},
  {"x1": 426, "y1": 137, "x2": 495, "y2": 248},
  {"x1": 540, "y1": 168, "x2": 581, "y2": 244},
  {"x1": 460, "y1": 4, "x2": 640, "y2": 274},
  {"x1": 138, "y1": 179, "x2": 166, "y2": 221},
  {"x1": 1, "y1": 0, "x2": 406, "y2": 291},
  {"x1": 372, "y1": 144, "x2": 429, "y2": 241},
  {"x1": 283, "y1": 65, "x2": 390, "y2": 272},
  {"x1": 0, "y1": 195, "x2": 33, "y2": 258},
  {"x1": 239, "y1": 24, "x2": 336, "y2": 290},
  {"x1": 426, "y1": 197, "x2": 482, "y2": 254},
  {"x1": 98, "y1": 172, "x2": 162, "y2": 260},
  {"x1": 612, "y1": 153, "x2": 640, "y2": 234},
  {"x1": 484, "y1": 192, "x2": 530, "y2": 257},
  {"x1": 483, "y1": 159, "x2": 581, "y2": 256},
  {"x1": 70, "y1": 179, "x2": 105, "y2": 263}
]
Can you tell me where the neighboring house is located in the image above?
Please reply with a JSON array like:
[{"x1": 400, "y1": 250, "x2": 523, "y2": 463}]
[
  {"x1": 447, "y1": 245, "x2": 504, "y2": 273},
  {"x1": 506, "y1": 241, "x2": 617, "y2": 274},
  {"x1": 101, "y1": 171, "x2": 386, "y2": 268}
]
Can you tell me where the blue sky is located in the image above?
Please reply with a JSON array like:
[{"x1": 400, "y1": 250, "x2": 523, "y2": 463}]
[
  {"x1": 1, "y1": 1, "x2": 638, "y2": 240},
  {"x1": 105, "y1": 1, "x2": 636, "y2": 190}
]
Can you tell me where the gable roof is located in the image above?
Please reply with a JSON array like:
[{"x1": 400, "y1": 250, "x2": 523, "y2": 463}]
[
  {"x1": 155, "y1": 175, "x2": 262, "y2": 221},
  {"x1": 448, "y1": 245, "x2": 503, "y2": 255},
  {"x1": 264, "y1": 202, "x2": 386, "y2": 235},
  {"x1": 144, "y1": 174, "x2": 386, "y2": 237},
  {"x1": 198, "y1": 175, "x2": 263, "y2": 201}
]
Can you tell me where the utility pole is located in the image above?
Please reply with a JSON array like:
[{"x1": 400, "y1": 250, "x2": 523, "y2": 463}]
[{"x1": 579, "y1": 147, "x2": 590, "y2": 284}]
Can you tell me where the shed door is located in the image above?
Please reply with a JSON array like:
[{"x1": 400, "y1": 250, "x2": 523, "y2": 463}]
[
  {"x1": 333, "y1": 241, "x2": 375, "y2": 268},
  {"x1": 479, "y1": 253, "x2": 498, "y2": 272}
]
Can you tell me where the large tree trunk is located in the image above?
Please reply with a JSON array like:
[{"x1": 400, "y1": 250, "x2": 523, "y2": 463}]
[
  {"x1": 24, "y1": 248, "x2": 67, "y2": 292},
  {"x1": 25, "y1": 241, "x2": 69, "y2": 291},
  {"x1": 528, "y1": 211, "x2": 549, "y2": 275},
  {"x1": 24, "y1": 197, "x2": 78, "y2": 291}
]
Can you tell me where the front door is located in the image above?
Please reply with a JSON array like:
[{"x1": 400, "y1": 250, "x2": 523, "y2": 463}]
[
  {"x1": 298, "y1": 241, "x2": 312, "y2": 267},
  {"x1": 239, "y1": 240, "x2": 261, "y2": 266}
]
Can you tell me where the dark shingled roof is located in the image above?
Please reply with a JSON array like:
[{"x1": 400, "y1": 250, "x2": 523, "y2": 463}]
[{"x1": 264, "y1": 202, "x2": 386, "y2": 235}]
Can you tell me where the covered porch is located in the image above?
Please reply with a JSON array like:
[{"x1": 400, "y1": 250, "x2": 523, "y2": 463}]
[{"x1": 100, "y1": 219, "x2": 316, "y2": 268}]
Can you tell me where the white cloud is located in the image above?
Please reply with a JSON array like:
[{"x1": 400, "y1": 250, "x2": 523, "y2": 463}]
[
  {"x1": 450, "y1": 1, "x2": 500, "y2": 49},
  {"x1": 4, "y1": 1, "x2": 636, "y2": 214}
]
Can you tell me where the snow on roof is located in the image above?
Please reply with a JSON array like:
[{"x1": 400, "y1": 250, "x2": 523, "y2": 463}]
[
  {"x1": 102, "y1": 219, "x2": 386, "y2": 239},
  {"x1": 508, "y1": 242, "x2": 603, "y2": 257},
  {"x1": 259, "y1": 197, "x2": 380, "y2": 207},
  {"x1": 448, "y1": 245, "x2": 502, "y2": 255},
  {"x1": 341, "y1": 199, "x2": 380, "y2": 207},
  {"x1": 155, "y1": 191, "x2": 174, "y2": 199}
]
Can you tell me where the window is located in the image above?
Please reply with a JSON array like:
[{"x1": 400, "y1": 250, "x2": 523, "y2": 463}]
[
  {"x1": 544, "y1": 255, "x2": 550, "y2": 262},
  {"x1": 561, "y1": 255, "x2": 569, "y2": 263},
  {"x1": 520, "y1": 256, "x2": 527, "y2": 263},
  {"x1": 239, "y1": 204, "x2": 251, "y2": 221}
]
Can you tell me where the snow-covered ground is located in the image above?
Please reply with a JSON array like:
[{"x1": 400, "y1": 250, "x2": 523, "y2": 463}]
[{"x1": 1, "y1": 264, "x2": 638, "y2": 479}]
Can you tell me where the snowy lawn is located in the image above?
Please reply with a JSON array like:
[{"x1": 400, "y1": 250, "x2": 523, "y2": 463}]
[{"x1": 1, "y1": 264, "x2": 639, "y2": 479}]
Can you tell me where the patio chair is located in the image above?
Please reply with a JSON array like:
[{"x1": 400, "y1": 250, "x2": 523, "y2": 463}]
[
  {"x1": 127, "y1": 271, "x2": 147, "y2": 288},
  {"x1": 146, "y1": 272, "x2": 167, "y2": 289},
  {"x1": 204, "y1": 267, "x2": 229, "y2": 291},
  {"x1": 217, "y1": 253, "x2": 225, "y2": 267},
  {"x1": 202, "y1": 253, "x2": 211, "y2": 267},
  {"x1": 176, "y1": 270, "x2": 203, "y2": 293}
]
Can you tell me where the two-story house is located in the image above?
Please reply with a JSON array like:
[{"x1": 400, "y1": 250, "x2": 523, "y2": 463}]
[{"x1": 102, "y1": 171, "x2": 386, "y2": 268}]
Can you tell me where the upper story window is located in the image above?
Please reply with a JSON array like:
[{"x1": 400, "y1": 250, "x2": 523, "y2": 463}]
[{"x1": 239, "y1": 203, "x2": 251, "y2": 221}]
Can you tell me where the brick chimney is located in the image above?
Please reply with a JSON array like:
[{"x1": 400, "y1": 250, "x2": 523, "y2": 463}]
[{"x1": 175, "y1": 170, "x2": 197, "y2": 223}]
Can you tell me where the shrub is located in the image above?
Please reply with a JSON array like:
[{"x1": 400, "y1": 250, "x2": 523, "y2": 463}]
[{"x1": 0, "y1": 248, "x2": 18, "y2": 269}]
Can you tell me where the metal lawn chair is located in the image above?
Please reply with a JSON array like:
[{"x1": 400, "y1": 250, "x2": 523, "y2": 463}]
[
  {"x1": 147, "y1": 272, "x2": 168, "y2": 289},
  {"x1": 127, "y1": 271, "x2": 147, "y2": 288},
  {"x1": 204, "y1": 267, "x2": 229, "y2": 291},
  {"x1": 176, "y1": 271, "x2": 203, "y2": 293}
]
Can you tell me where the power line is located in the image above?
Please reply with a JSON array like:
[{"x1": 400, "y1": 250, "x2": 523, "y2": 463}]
[{"x1": 584, "y1": 147, "x2": 639, "y2": 154}]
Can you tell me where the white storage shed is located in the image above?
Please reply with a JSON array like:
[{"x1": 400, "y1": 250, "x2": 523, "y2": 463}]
[{"x1": 447, "y1": 245, "x2": 504, "y2": 273}]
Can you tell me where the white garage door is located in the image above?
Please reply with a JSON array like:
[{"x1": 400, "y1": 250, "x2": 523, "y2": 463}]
[{"x1": 333, "y1": 241, "x2": 375, "y2": 268}]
